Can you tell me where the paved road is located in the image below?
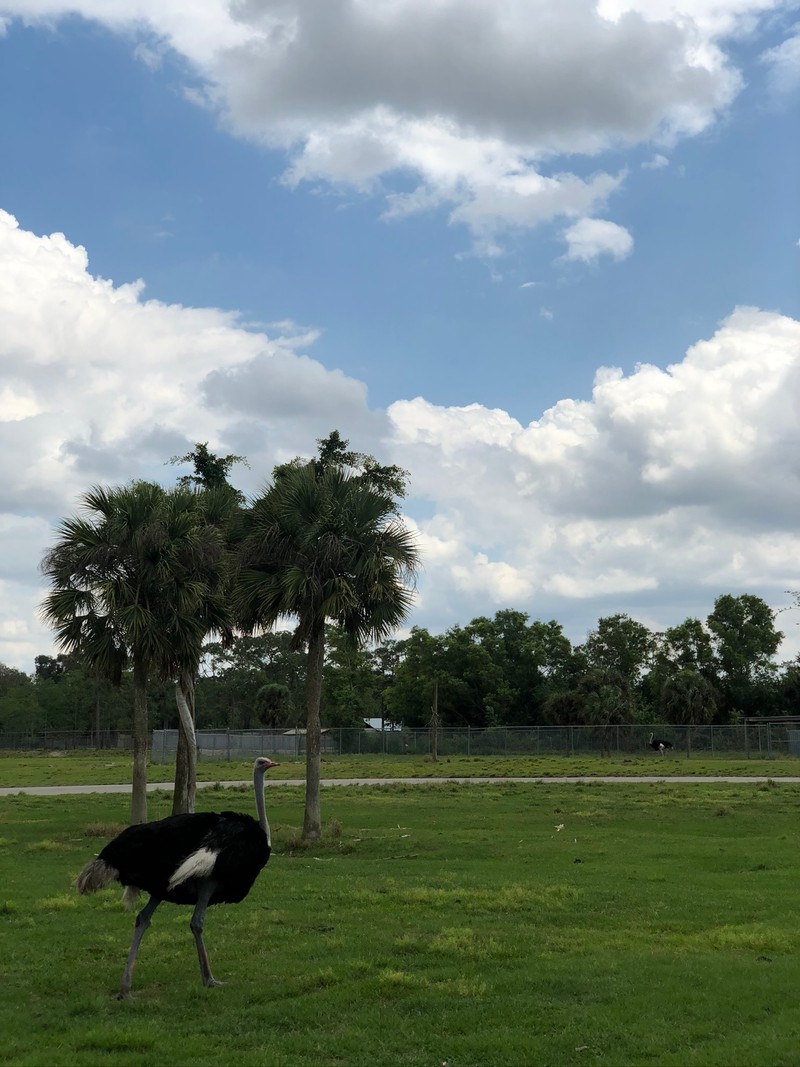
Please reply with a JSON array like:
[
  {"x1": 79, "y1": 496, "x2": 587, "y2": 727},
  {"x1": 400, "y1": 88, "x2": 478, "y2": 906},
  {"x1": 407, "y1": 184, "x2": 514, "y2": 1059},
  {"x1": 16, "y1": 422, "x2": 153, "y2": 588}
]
[{"x1": 2, "y1": 774, "x2": 800, "y2": 796}]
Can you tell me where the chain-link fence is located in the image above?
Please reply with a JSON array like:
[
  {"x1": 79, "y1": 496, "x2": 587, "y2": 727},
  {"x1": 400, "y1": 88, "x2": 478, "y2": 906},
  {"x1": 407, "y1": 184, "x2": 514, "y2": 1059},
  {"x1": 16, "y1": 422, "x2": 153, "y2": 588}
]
[
  {"x1": 144, "y1": 722, "x2": 800, "y2": 763},
  {"x1": 2, "y1": 723, "x2": 798, "y2": 760},
  {"x1": 0, "y1": 729, "x2": 130, "y2": 752}
]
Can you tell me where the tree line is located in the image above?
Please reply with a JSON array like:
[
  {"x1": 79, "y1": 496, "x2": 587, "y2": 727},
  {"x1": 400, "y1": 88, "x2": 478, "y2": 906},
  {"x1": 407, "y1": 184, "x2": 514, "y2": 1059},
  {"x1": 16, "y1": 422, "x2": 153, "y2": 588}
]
[
  {"x1": 198, "y1": 594, "x2": 796, "y2": 728},
  {"x1": 4, "y1": 594, "x2": 795, "y2": 741}
]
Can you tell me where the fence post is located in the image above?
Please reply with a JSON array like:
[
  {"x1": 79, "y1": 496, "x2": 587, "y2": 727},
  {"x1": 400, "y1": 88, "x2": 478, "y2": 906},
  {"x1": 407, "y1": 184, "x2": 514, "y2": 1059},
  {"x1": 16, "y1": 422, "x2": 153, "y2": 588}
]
[
  {"x1": 767, "y1": 723, "x2": 773, "y2": 760},
  {"x1": 711, "y1": 725, "x2": 715, "y2": 755},
  {"x1": 226, "y1": 728, "x2": 230, "y2": 763},
  {"x1": 467, "y1": 725, "x2": 471, "y2": 757}
]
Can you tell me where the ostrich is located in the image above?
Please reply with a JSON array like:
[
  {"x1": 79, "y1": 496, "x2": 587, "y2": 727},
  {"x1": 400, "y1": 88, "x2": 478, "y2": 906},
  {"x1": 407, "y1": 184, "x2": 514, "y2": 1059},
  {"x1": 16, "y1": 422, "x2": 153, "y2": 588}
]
[
  {"x1": 648, "y1": 732, "x2": 674, "y2": 757},
  {"x1": 76, "y1": 756, "x2": 279, "y2": 999}
]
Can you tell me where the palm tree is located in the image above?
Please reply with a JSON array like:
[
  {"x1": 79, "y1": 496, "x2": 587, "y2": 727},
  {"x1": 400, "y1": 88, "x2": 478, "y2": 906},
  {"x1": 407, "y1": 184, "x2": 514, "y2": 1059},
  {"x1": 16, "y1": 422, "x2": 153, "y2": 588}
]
[
  {"x1": 167, "y1": 446, "x2": 247, "y2": 812},
  {"x1": 659, "y1": 668, "x2": 718, "y2": 726},
  {"x1": 237, "y1": 455, "x2": 419, "y2": 840},
  {"x1": 40, "y1": 482, "x2": 231, "y2": 823},
  {"x1": 159, "y1": 486, "x2": 235, "y2": 815}
]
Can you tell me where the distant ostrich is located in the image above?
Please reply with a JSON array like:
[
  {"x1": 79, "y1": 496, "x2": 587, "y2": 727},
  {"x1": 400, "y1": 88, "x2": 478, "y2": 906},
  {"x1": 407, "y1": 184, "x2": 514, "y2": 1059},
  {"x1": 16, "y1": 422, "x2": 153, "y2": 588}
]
[
  {"x1": 648, "y1": 732, "x2": 674, "y2": 757},
  {"x1": 76, "y1": 756, "x2": 279, "y2": 999}
]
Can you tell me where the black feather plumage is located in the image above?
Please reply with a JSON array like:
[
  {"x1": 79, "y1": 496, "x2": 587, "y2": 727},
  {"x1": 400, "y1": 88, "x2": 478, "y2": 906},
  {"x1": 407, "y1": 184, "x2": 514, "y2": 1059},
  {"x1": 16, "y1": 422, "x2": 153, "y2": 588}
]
[{"x1": 97, "y1": 810, "x2": 270, "y2": 906}]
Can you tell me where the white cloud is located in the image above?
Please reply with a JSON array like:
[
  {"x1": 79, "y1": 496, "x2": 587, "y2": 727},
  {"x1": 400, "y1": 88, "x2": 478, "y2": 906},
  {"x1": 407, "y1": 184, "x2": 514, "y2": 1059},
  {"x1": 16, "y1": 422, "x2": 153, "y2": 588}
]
[
  {"x1": 562, "y1": 217, "x2": 634, "y2": 262},
  {"x1": 4, "y1": 0, "x2": 793, "y2": 251},
  {"x1": 0, "y1": 210, "x2": 387, "y2": 666},
  {"x1": 642, "y1": 153, "x2": 670, "y2": 169},
  {"x1": 598, "y1": 0, "x2": 788, "y2": 37},
  {"x1": 2, "y1": 213, "x2": 800, "y2": 669},
  {"x1": 387, "y1": 304, "x2": 800, "y2": 642},
  {"x1": 761, "y1": 29, "x2": 800, "y2": 93}
]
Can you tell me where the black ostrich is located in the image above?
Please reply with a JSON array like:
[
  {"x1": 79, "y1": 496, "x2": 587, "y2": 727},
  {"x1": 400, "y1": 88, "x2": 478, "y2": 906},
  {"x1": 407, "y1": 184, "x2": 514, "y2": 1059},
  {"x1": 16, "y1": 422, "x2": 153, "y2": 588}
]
[
  {"x1": 76, "y1": 756, "x2": 279, "y2": 999},
  {"x1": 648, "y1": 732, "x2": 674, "y2": 757}
]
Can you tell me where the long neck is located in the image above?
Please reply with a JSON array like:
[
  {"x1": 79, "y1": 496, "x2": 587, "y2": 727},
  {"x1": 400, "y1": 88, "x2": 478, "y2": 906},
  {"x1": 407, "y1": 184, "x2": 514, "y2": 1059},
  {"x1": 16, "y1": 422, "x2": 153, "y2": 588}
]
[{"x1": 254, "y1": 767, "x2": 271, "y2": 848}]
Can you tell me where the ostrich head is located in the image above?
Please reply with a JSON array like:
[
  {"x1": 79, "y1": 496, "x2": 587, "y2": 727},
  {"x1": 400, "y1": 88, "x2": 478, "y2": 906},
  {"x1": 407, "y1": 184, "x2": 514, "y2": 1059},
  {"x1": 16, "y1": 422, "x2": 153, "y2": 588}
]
[{"x1": 255, "y1": 757, "x2": 280, "y2": 773}]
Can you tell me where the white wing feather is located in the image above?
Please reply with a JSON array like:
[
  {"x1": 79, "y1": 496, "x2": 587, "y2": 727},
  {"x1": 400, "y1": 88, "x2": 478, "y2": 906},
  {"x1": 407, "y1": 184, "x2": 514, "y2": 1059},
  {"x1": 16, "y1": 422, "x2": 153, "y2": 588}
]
[{"x1": 167, "y1": 847, "x2": 219, "y2": 890}]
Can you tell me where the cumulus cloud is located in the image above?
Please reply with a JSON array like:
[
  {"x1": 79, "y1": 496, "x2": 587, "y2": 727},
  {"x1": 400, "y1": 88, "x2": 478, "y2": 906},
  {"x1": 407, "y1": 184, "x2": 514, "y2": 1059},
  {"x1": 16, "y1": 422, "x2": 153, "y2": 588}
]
[
  {"x1": 761, "y1": 29, "x2": 800, "y2": 93},
  {"x1": 2, "y1": 212, "x2": 800, "y2": 670},
  {"x1": 562, "y1": 217, "x2": 634, "y2": 262},
  {"x1": 388, "y1": 305, "x2": 800, "y2": 636},
  {"x1": 3, "y1": 0, "x2": 792, "y2": 251},
  {"x1": 0, "y1": 210, "x2": 385, "y2": 666},
  {"x1": 598, "y1": 0, "x2": 788, "y2": 36}
]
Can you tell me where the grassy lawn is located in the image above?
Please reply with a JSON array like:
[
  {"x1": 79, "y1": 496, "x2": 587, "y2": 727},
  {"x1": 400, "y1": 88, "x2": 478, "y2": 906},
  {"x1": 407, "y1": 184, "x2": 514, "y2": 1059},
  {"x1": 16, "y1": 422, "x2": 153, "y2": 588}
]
[
  {"x1": 1, "y1": 750, "x2": 800, "y2": 787},
  {"x1": 1, "y1": 780, "x2": 799, "y2": 1065}
]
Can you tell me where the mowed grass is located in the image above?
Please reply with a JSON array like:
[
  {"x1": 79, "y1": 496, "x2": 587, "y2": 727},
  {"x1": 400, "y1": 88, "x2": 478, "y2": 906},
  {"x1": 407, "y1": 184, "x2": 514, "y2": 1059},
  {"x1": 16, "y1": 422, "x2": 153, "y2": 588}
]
[
  {"x1": 1, "y1": 781, "x2": 800, "y2": 1066},
  {"x1": 2, "y1": 750, "x2": 799, "y2": 787}
]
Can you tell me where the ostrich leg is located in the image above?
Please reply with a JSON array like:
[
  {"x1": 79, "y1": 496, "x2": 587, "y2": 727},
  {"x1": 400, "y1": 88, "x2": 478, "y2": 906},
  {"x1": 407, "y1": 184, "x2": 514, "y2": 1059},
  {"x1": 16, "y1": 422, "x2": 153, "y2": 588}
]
[
  {"x1": 190, "y1": 884, "x2": 223, "y2": 988},
  {"x1": 117, "y1": 895, "x2": 160, "y2": 1000}
]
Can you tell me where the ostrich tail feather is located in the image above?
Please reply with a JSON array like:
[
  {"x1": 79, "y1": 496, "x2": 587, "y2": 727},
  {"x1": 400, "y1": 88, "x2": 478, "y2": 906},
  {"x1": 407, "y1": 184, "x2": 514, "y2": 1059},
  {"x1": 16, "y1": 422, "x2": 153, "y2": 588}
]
[{"x1": 76, "y1": 857, "x2": 119, "y2": 895}]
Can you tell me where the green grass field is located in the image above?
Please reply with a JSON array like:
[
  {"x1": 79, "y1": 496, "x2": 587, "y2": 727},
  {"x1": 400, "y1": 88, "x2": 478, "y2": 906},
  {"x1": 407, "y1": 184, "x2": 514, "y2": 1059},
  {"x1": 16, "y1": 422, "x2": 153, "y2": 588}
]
[
  {"x1": 2, "y1": 750, "x2": 799, "y2": 787},
  {"x1": 1, "y1": 776, "x2": 799, "y2": 1066}
]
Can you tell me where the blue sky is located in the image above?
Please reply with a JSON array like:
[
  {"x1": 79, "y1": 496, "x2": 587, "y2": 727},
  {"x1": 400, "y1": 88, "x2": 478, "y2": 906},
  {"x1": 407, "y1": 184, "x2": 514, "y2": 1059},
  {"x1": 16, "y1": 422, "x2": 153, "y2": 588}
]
[{"x1": 0, "y1": 1, "x2": 799, "y2": 671}]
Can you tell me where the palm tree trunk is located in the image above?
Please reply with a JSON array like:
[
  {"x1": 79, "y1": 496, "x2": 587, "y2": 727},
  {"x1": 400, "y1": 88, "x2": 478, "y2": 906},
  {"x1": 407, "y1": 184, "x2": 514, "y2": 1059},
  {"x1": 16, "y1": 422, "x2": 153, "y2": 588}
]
[
  {"x1": 302, "y1": 619, "x2": 325, "y2": 841},
  {"x1": 173, "y1": 672, "x2": 197, "y2": 815},
  {"x1": 131, "y1": 658, "x2": 149, "y2": 825}
]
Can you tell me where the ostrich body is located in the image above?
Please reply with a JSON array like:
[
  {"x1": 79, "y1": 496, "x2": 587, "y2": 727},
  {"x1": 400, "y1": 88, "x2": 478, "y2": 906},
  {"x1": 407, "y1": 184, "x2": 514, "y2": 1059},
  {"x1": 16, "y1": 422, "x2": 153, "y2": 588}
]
[
  {"x1": 648, "y1": 732, "x2": 673, "y2": 757},
  {"x1": 77, "y1": 756, "x2": 278, "y2": 999}
]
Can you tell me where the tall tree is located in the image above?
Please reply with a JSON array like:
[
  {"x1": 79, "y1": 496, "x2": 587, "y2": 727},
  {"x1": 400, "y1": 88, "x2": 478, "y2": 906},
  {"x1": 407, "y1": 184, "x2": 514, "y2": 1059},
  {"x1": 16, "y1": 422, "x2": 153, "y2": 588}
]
[
  {"x1": 323, "y1": 624, "x2": 381, "y2": 727},
  {"x1": 659, "y1": 669, "x2": 718, "y2": 725},
  {"x1": 544, "y1": 665, "x2": 636, "y2": 733},
  {"x1": 170, "y1": 442, "x2": 248, "y2": 500},
  {"x1": 371, "y1": 638, "x2": 404, "y2": 729},
  {"x1": 168, "y1": 445, "x2": 245, "y2": 812},
  {"x1": 583, "y1": 614, "x2": 656, "y2": 687},
  {"x1": 706, "y1": 594, "x2": 782, "y2": 716},
  {"x1": 658, "y1": 618, "x2": 717, "y2": 675},
  {"x1": 164, "y1": 486, "x2": 235, "y2": 814},
  {"x1": 0, "y1": 665, "x2": 38, "y2": 735},
  {"x1": 237, "y1": 432, "x2": 419, "y2": 840},
  {"x1": 382, "y1": 628, "x2": 444, "y2": 728},
  {"x1": 40, "y1": 482, "x2": 229, "y2": 823}
]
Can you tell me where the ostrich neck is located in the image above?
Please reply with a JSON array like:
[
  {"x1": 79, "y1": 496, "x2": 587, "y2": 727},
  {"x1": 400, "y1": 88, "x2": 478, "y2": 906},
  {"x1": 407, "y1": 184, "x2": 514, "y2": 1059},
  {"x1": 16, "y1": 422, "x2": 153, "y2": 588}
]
[{"x1": 254, "y1": 768, "x2": 271, "y2": 848}]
